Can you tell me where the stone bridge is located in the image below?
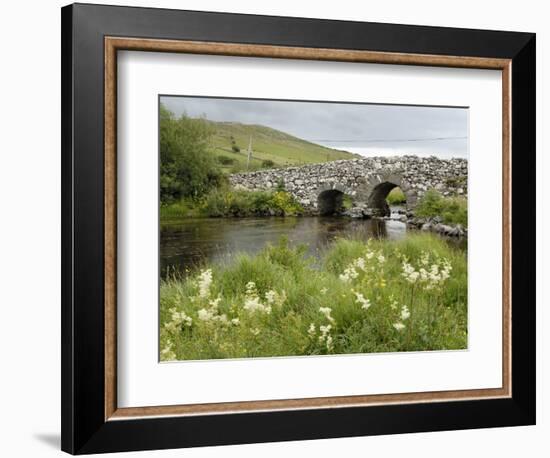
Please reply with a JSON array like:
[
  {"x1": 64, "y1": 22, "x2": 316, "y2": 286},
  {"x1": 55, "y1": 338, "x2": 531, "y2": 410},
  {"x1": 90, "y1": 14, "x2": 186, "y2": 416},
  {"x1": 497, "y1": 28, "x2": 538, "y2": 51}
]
[{"x1": 229, "y1": 156, "x2": 467, "y2": 216}]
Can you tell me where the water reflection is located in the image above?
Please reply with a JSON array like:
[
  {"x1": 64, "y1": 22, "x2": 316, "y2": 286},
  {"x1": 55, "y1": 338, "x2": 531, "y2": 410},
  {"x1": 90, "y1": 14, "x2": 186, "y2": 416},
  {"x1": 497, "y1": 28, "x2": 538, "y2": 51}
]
[{"x1": 160, "y1": 216, "x2": 409, "y2": 276}]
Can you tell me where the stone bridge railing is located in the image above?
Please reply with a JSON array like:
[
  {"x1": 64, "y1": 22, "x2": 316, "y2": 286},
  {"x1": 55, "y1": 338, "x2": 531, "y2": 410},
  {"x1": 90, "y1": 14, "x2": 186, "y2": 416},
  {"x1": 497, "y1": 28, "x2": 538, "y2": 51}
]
[{"x1": 229, "y1": 156, "x2": 467, "y2": 216}]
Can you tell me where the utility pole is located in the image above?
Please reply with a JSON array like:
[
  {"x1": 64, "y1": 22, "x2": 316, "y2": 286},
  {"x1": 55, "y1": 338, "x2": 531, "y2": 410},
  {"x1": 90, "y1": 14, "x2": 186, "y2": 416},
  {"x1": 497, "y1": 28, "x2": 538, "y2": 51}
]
[{"x1": 246, "y1": 135, "x2": 252, "y2": 170}]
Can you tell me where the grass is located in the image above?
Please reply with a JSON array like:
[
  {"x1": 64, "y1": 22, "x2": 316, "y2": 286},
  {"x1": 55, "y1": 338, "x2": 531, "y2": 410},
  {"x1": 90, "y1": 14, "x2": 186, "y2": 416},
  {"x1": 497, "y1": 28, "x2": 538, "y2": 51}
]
[
  {"x1": 206, "y1": 121, "x2": 357, "y2": 173},
  {"x1": 160, "y1": 234, "x2": 467, "y2": 361},
  {"x1": 415, "y1": 189, "x2": 468, "y2": 227},
  {"x1": 160, "y1": 198, "x2": 203, "y2": 219},
  {"x1": 386, "y1": 187, "x2": 406, "y2": 205}
]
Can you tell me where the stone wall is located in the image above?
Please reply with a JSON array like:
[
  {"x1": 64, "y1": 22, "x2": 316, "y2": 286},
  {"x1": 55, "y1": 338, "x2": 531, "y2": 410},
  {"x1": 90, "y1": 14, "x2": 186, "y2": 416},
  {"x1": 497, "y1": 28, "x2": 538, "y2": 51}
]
[{"x1": 229, "y1": 156, "x2": 467, "y2": 215}]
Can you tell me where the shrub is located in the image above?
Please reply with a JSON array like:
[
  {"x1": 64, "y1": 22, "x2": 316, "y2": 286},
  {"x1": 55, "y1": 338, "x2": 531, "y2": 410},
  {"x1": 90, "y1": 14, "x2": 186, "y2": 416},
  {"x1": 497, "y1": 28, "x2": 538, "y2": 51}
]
[
  {"x1": 217, "y1": 155, "x2": 235, "y2": 165},
  {"x1": 415, "y1": 189, "x2": 467, "y2": 226},
  {"x1": 201, "y1": 189, "x2": 303, "y2": 217},
  {"x1": 261, "y1": 159, "x2": 275, "y2": 169}
]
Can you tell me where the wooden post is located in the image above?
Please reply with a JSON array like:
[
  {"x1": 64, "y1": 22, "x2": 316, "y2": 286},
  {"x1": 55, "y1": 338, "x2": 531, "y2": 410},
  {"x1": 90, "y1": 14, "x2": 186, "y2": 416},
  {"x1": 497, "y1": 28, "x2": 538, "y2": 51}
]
[{"x1": 246, "y1": 135, "x2": 253, "y2": 170}]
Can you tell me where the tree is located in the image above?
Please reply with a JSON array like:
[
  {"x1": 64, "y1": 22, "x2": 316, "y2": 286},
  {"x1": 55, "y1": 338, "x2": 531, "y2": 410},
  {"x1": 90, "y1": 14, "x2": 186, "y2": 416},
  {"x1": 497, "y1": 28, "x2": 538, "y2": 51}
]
[{"x1": 160, "y1": 105, "x2": 223, "y2": 202}]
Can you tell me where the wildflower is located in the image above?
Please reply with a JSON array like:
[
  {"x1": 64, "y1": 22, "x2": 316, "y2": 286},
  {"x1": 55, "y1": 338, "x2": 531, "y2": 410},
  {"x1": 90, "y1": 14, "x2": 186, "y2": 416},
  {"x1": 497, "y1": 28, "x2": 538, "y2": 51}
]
[
  {"x1": 318, "y1": 324, "x2": 334, "y2": 352},
  {"x1": 400, "y1": 305, "x2": 410, "y2": 321},
  {"x1": 251, "y1": 328, "x2": 261, "y2": 336},
  {"x1": 402, "y1": 261, "x2": 419, "y2": 284},
  {"x1": 264, "y1": 289, "x2": 286, "y2": 307},
  {"x1": 198, "y1": 308, "x2": 215, "y2": 322},
  {"x1": 320, "y1": 287, "x2": 328, "y2": 295},
  {"x1": 265, "y1": 290, "x2": 277, "y2": 305},
  {"x1": 354, "y1": 257, "x2": 367, "y2": 271},
  {"x1": 208, "y1": 297, "x2": 222, "y2": 309},
  {"x1": 197, "y1": 269, "x2": 213, "y2": 298},
  {"x1": 377, "y1": 254, "x2": 386, "y2": 264},
  {"x1": 339, "y1": 265, "x2": 359, "y2": 283},
  {"x1": 231, "y1": 318, "x2": 240, "y2": 326},
  {"x1": 319, "y1": 307, "x2": 335, "y2": 323},
  {"x1": 393, "y1": 322, "x2": 406, "y2": 331},
  {"x1": 390, "y1": 299, "x2": 398, "y2": 310},
  {"x1": 307, "y1": 323, "x2": 316, "y2": 338},
  {"x1": 245, "y1": 281, "x2": 257, "y2": 295},
  {"x1": 243, "y1": 295, "x2": 272, "y2": 314},
  {"x1": 167, "y1": 307, "x2": 193, "y2": 329},
  {"x1": 354, "y1": 292, "x2": 371, "y2": 310},
  {"x1": 160, "y1": 340, "x2": 176, "y2": 361}
]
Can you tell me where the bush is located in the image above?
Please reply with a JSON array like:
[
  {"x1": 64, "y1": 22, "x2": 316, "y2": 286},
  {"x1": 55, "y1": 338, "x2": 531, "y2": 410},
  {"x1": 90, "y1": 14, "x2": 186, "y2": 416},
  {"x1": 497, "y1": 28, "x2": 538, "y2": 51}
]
[
  {"x1": 261, "y1": 159, "x2": 275, "y2": 169},
  {"x1": 160, "y1": 105, "x2": 223, "y2": 202},
  {"x1": 231, "y1": 145, "x2": 240, "y2": 153},
  {"x1": 415, "y1": 189, "x2": 467, "y2": 226},
  {"x1": 202, "y1": 189, "x2": 304, "y2": 217},
  {"x1": 217, "y1": 155, "x2": 236, "y2": 165}
]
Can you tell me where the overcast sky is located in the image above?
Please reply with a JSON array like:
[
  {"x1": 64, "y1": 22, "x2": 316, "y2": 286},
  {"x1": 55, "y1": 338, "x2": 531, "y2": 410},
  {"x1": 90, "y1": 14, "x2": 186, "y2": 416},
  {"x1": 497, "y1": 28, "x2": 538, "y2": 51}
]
[{"x1": 161, "y1": 96, "x2": 468, "y2": 159}]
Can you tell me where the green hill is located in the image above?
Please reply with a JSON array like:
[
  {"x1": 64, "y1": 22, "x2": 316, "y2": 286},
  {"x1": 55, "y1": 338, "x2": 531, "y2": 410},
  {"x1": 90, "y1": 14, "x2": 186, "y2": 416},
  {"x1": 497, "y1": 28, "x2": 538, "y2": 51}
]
[{"x1": 205, "y1": 120, "x2": 358, "y2": 172}]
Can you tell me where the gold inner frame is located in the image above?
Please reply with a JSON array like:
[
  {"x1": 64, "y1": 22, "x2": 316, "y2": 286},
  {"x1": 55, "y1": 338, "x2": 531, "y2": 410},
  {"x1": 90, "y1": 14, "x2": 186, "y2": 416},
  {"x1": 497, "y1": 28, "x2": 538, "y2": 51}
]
[{"x1": 104, "y1": 37, "x2": 512, "y2": 421}]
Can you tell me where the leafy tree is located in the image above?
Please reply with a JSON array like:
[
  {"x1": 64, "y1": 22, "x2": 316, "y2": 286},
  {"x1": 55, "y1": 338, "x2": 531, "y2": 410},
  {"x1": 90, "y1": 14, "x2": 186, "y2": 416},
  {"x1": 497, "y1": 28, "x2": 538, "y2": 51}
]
[{"x1": 160, "y1": 105, "x2": 223, "y2": 202}]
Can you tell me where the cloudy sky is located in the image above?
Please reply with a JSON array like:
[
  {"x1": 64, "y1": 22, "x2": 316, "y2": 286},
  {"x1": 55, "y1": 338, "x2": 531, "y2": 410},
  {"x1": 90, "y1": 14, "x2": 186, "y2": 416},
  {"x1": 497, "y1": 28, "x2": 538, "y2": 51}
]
[{"x1": 161, "y1": 96, "x2": 468, "y2": 159}]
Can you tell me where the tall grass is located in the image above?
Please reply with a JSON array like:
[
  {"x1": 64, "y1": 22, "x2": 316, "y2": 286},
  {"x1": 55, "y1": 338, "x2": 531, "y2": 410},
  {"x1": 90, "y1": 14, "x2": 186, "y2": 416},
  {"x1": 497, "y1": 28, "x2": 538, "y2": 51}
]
[{"x1": 160, "y1": 234, "x2": 467, "y2": 361}]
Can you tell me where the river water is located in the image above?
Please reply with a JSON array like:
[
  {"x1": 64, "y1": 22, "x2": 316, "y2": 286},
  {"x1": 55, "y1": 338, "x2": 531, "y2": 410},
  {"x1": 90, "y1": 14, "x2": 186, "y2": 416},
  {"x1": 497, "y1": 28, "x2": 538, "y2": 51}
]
[{"x1": 160, "y1": 214, "x2": 416, "y2": 277}]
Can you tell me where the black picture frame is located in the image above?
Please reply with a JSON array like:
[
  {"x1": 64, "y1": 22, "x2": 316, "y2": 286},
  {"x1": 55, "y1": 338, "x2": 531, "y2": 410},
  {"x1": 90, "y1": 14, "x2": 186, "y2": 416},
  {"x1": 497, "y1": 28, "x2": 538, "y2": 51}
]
[{"x1": 61, "y1": 3, "x2": 535, "y2": 454}]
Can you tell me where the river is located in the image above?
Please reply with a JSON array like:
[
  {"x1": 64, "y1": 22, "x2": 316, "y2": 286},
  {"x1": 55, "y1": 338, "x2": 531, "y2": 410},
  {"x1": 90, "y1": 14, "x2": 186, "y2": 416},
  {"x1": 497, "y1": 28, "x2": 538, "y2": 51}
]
[{"x1": 159, "y1": 211, "x2": 430, "y2": 277}]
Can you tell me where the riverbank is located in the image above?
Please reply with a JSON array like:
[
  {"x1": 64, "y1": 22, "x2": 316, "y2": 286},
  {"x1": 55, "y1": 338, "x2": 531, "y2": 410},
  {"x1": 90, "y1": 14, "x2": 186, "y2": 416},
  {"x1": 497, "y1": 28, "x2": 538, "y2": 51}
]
[{"x1": 160, "y1": 233, "x2": 467, "y2": 361}]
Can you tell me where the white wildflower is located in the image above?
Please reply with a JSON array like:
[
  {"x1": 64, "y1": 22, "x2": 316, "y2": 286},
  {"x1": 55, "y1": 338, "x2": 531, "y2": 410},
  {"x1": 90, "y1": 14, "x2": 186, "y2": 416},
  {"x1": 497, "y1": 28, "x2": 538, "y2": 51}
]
[
  {"x1": 251, "y1": 328, "x2": 261, "y2": 336},
  {"x1": 198, "y1": 308, "x2": 214, "y2": 322},
  {"x1": 377, "y1": 254, "x2": 386, "y2": 264},
  {"x1": 307, "y1": 323, "x2": 316, "y2": 338},
  {"x1": 354, "y1": 291, "x2": 371, "y2": 310},
  {"x1": 160, "y1": 340, "x2": 176, "y2": 361},
  {"x1": 339, "y1": 265, "x2": 359, "y2": 283},
  {"x1": 319, "y1": 306, "x2": 335, "y2": 323},
  {"x1": 245, "y1": 281, "x2": 257, "y2": 295},
  {"x1": 400, "y1": 305, "x2": 410, "y2": 321},
  {"x1": 243, "y1": 295, "x2": 271, "y2": 314},
  {"x1": 320, "y1": 287, "x2": 328, "y2": 295},
  {"x1": 265, "y1": 290, "x2": 277, "y2": 305},
  {"x1": 402, "y1": 261, "x2": 419, "y2": 284},
  {"x1": 231, "y1": 318, "x2": 240, "y2": 326},
  {"x1": 208, "y1": 297, "x2": 222, "y2": 309},
  {"x1": 264, "y1": 289, "x2": 285, "y2": 307},
  {"x1": 197, "y1": 269, "x2": 213, "y2": 298},
  {"x1": 393, "y1": 322, "x2": 406, "y2": 331},
  {"x1": 354, "y1": 257, "x2": 367, "y2": 271},
  {"x1": 318, "y1": 324, "x2": 334, "y2": 352}
]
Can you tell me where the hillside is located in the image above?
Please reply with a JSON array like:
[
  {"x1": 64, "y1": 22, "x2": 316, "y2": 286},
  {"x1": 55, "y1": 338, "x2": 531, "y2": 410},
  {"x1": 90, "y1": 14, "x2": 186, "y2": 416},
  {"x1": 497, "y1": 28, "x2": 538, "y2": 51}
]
[{"x1": 205, "y1": 120, "x2": 358, "y2": 172}]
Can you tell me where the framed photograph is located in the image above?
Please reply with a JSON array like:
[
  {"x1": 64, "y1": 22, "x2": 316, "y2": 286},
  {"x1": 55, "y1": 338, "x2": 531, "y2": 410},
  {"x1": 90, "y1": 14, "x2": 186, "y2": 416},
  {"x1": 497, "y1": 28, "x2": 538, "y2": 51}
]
[{"x1": 61, "y1": 3, "x2": 536, "y2": 454}]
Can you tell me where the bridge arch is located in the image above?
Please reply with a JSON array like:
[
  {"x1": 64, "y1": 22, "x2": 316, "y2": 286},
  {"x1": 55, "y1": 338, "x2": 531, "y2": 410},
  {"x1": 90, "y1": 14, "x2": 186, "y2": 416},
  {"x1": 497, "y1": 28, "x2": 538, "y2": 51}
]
[
  {"x1": 363, "y1": 173, "x2": 415, "y2": 216},
  {"x1": 316, "y1": 183, "x2": 354, "y2": 216}
]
